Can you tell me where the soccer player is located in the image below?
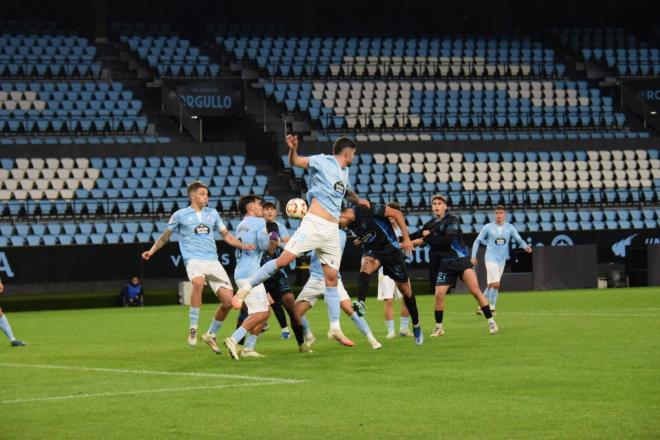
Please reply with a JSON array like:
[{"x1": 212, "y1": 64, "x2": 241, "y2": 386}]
[
  {"x1": 471, "y1": 205, "x2": 532, "y2": 315},
  {"x1": 232, "y1": 135, "x2": 360, "y2": 345},
  {"x1": 223, "y1": 195, "x2": 276, "y2": 359},
  {"x1": 411, "y1": 195, "x2": 498, "y2": 336},
  {"x1": 0, "y1": 279, "x2": 26, "y2": 347},
  {"x1": 376, "y1": 203, "x2": 412, "y2": 338},
  {"x1": 260, "y1": 201, "x2": 307, "y2": 348},
  {"x1": 338, "y1": 202, "x2": 424, "y2": 345},
  {"x1": 295, "y1": 229, "x2": 381, "y2": 350},
  {"x1": 141, "y1": 180, "x2": 253, "y2": 353}
]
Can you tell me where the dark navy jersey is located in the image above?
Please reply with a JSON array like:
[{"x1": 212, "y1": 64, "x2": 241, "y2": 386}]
[
  {"x1": 261, "y1": 220, "x2": 288, "y2": 276},
  {"x1": 416, "y1": 214, "x2": 469, "y2": 261},
  {"x1": 348, "y1": 203, "x2": 399, "y2": 252}
]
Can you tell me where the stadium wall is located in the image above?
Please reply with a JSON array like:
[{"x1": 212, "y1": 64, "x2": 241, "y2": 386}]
[{"x1": 1, "y1": 229, "x2": 657, "y2": 288}]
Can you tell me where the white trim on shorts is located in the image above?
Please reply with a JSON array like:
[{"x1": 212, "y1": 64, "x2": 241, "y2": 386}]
[
  {"x1": 295, "y1": 277, "x2": 350, "y2": 307},
  {"x1": 485, "y1": 261, "x2": 506, "y2": 284},
  {"x1": 283, "y1": 213, "x2": 341, "y2": 270},
  {"x1": 185, "y1": 259, "x2": 232, "y2": 293},
  {"x1": 235, "y1": 278, "x2": 269, "y2": 314}
]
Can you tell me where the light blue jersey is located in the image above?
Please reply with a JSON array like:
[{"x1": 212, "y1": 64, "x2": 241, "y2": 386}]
[
  {"x1": 167, "y1": 206, "x2": 226, "y2": 264},
  {"x1": 307, "y1": 154, "x2": 350, "y2": 219},
  {"x1": 309, "y1": 230, "x2": 346, "y2": 280},
  {"x1": 233, "y1": 216, "x2": 271, "y2": 280},
  {"x1": 471, "y1": 222, "x2": 527, "y2": 265}
]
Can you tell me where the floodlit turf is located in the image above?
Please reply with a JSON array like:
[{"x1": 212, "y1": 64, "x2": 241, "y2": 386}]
[{"x1": 1, "y1": 287, "x2": 659, "y2": 439}]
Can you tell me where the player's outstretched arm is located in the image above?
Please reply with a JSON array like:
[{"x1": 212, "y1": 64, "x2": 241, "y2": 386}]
[
  {"x1": 0, "y1": 279, "x2": 4, "y2": 293},
  {"x1": 511, "y1": 227, "x2": 532, "y2": 253},
  {"x1": 287, "y1": 134, "x2": 309, "y2": 169},
  {"x1": 220, "y1": 228, "x2": 255, "y2": 251},
  {"x1": 142, "y1": 229, "x2": 173, "y2": 260}
]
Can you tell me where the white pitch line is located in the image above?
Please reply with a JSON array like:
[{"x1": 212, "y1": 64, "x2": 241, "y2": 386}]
[
  {"x1": 1, "y1": 381, "x2": 291, "y2": 405},
  {"x1": 0, "y1": 362, "x2": 304, "y2": 384},
  {"x1": 487, "y1": 311, "x2": 659, "y2": 318}
]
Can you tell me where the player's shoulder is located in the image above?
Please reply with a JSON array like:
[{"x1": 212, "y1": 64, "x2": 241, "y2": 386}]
[{"x1": 171, "y1": 206, "x2": 191, "y2": 218}]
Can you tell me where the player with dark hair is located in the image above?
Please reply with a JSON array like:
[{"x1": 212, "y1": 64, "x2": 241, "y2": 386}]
[
  {"x1": 339, "y1": 201, "x2": 424, "y2": 345},
  {"x1": 260, "y1": 201, "x2": 307, "y2": 349},
  {"x1": 232, "y1": 135, "x2": 363, "y2": 345},
  {"x1": 471, "y1": 205, "x2": 532, "y2": 315},
  {"x1": 410, "y1": 195, "x2": 498, "y2": 337},
  {"x1": 142, "y1": 180, "x2": 253, "y2": 352},
  {"x1": 223, "y1": 195, "x2": 277, "y2": 359},
  {"x1": 375, "y1": 202, "x2": 412, "y2": 338}
]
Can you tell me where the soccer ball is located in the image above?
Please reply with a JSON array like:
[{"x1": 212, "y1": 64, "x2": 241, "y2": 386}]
[{"x1": 286, "y1": 198, "x2": 308, "y2": 219}]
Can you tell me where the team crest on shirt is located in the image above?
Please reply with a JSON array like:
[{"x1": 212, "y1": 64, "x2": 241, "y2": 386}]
[
  {"x1": 495, "y1": 237, "x2": 506, "y2": 245},
  {"x1": 333, "y1": 181, "x2": 346, "y2": 193},
  {"x1": 195, "y1": 224, "x2": 210, "y2": 235}
]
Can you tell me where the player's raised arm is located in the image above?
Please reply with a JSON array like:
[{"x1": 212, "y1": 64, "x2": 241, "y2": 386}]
[
  {"x1": 287, "y1": 134, "x2": 309, "y2": 169},
  {"x1": 142, "y1": 228, "x2": 173, "y2": 260},
  {"x1": 383, "y1": 205, "x2": 413, "y2": 253}
]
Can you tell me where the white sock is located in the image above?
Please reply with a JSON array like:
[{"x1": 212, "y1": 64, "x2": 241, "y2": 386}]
[{"x1": 385, "y1": 319, "x2": 395, "y2": 333}]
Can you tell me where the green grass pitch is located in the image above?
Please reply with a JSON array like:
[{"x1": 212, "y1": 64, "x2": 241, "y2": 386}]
[{"x1": 1, "y1": 287, "x2": 659, "y2": 439}]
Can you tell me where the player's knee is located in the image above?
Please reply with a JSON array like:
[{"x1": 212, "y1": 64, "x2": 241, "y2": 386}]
[
  {"x1": 491, "y1": 282, "x2": 501, "y2": 289},
  {"x1": 191, "y1": 278, "x2": 205, "y2": 289}
]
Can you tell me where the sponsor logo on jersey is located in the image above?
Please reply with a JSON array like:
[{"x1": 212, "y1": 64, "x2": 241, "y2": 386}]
[
  {"x1": 495, "y1": 237, "x2": 506, "y2": 245},
  {"x1": 195, "y1": 224, "x2": 210, "y2": 235},
  {"x1": 333, "y1": 181, "x2": 346, "y2": 193}
]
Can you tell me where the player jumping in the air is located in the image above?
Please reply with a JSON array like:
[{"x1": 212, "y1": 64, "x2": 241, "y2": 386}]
[
  {"x1": 295, "y1": 229, "x2": 382, "y2": 350},
  {"x1": 232, "y1": 135, "x2": 361, "y2": 345},
  {"x1": 471, "y1": 205, "x2": 532, "y2": 315}
]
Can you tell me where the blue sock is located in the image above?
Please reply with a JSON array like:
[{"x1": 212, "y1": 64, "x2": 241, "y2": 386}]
[
  {"x1": 324, "y1": 286, "x2": 341, "y2": 327},
  {"x1": 0, "y1": 315, "x2": 15, "y2": 341},
  {"x1": 491, "y1": 288, "x2": 499, "y2": 308},
  {"x1": 301, "y1": 316, "x2": 310, "y2": 333},
  {"x1": 189, "y1": 307, "x2": 200, "y2": 329},
  {"x1": 245, "y1": 334, "x2": 258, "y2": 349},
  {"x1": 483, "y1": 287, "x2": 492, "y2": 304},
  {"x1": 231, "y1": 326, "x2": 248, "y2": 342},
  {"x1": 350, "y1": 312, "x2": 371, "y2": 336},
  {"x1": 385, "y1": 319, "x2": 395, "y2": 333},
  {"x1": 248, "y1": 260, "x2": 279, "y2": 287},
  {"x1": 400, "y1": 316, "x2": 409, "y2": 329},
  {"x1": 208, "y1": 319, "x2": 222, "y2": 334}
]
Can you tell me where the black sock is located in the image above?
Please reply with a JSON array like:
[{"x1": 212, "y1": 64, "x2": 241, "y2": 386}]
[
  {"x1": 271, "y1": 302, "x2": 288, "y2": 329},
  {"x1": 402, "y1": 294, "x2": 420, "y2": 326},
  {"x1": 435, "y1": 310, "x2": 444, "y2": 325},
  {"x1": 358, "y1": 272, "x2": 370, "y2": 303},
  {"x1": 284, "y1": 307, "x2": 305, "y2": 345},
  {"x1": 481, "y1": 305, "x2": 493, "y2": 319}
]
